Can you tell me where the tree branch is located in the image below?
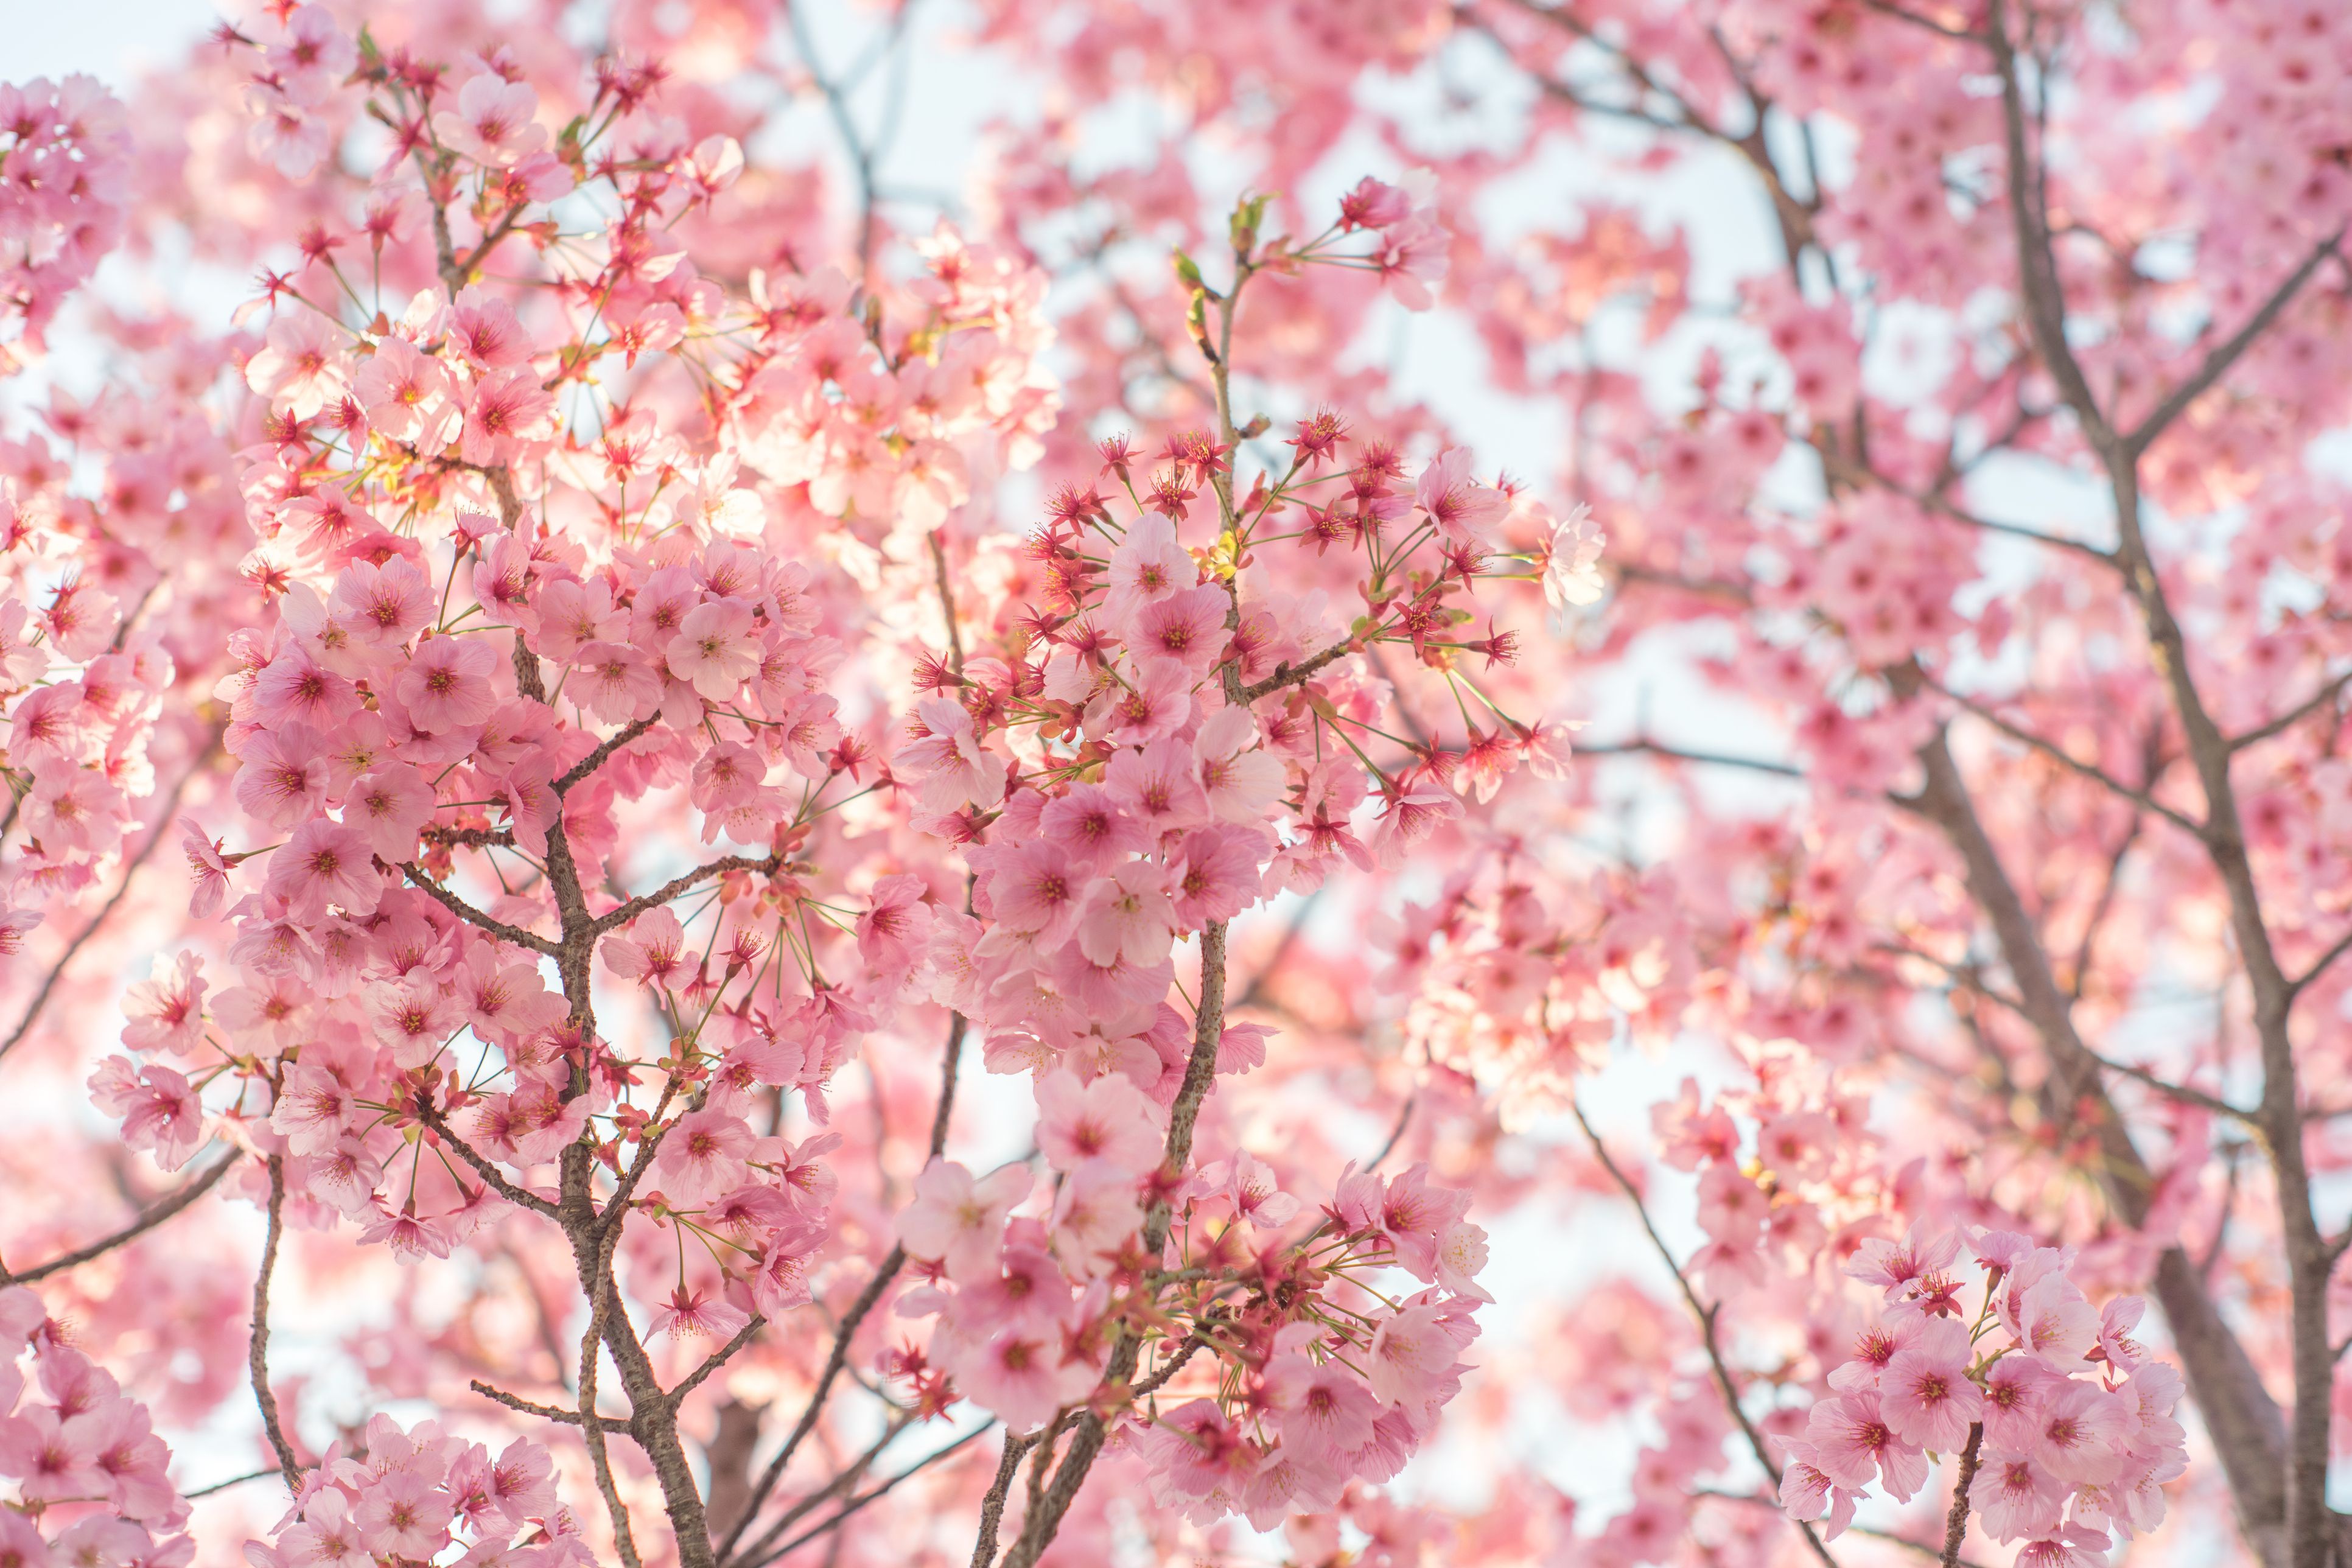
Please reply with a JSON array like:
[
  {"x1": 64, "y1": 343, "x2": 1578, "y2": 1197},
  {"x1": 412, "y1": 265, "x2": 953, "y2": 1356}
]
[
  {"x1": 2124, "y1": 231, "x2": 2345, "y2": 456},
  {"x1": 738, "y1": 1423, "x2": 996, "y2": 1568},
  {"x1": 468, "y1": 1379, "x2": 635, "y2": 1434},
  {"x1": 718, "y1": 1013, "x2": 963, "y2": 1566},
  {"x1": 2231, "y1": 670, "x2": 2352, "y2": 754},
  {"x1": 250, "y1": 1154, "x2": 304, "y2": 1490},
  {"x1": 1, "y1": 1149, "x2": 241, "y2": 1286},
  {"x1": 399, "y1": 863, "x2": 559, "y2": 954},
  {"x1": 597, "y1": 854, "x2": 782, "y2": 934},
  {"x1": 1569, "y1": 1098, "x2": 1841, "y2": 1568}
]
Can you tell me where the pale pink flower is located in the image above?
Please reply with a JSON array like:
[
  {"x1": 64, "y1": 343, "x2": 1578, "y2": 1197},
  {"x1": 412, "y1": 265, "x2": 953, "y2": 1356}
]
[
  {"x1": 458, "y1": 368, "x2": 556, "y2": 466},
  {"x1": 396, "y1": 635, "x2": 500, "y2": 732},
  {"x1": 1103, "y1": 513, "x2": 1195, "y2": 620},
  {"x1": 1878, "y1": 1316, "x2": 1983, "y2": 1450},
  {"x1": 245, "y1": 311, "x2": 349, "y2": 418},
  {"x1": 1970, "y1": 1451, "x2": 2067, "y2": 1542},
  {"x1": 956, "y1": 1328, "x2": 1094, "y2": 1432},
  {"x1": 121, "y1": 951, "x2": 206, "y2": 1055},
  {"x1": 1099, "y1": 658, "x2": 1194, "y2": 746},
  {"x1": 352, "y1": 337, "x2": 459, "y2": 447},
  {"x1": 901, "y1": 698, "x2": 1006, "y2": 814},
  {"x1": 1037, "y1": 782, "x2": 1149, "y2": 870},
  {"x1": 1415, "y1": 452, "x2": 1507, "y2": 549},
  {"x1": 856, "y1": 873, "x2": 934, "y2": 983},
  {"x1": 1192, "y1": 705, "x2": 1284, "y2": 824},
  {"x1": 1125, "y1": 584, "x2": 1229, "y2": 676},
  {"x1": 1802, "y1": 1391, "x2": 1928, "y2": 1502},
  {"x1": 897, "y1": 1157, "x2": 1031, "y2": 1283},
  {"x1": 1264, "y1": 1352, "x2": 1379, "y2": 1465},
  {"x1": 329, "y1": 558, "x2": 436, "y2": 648},
  {"x1": 1542, "y1": 502, "x2": 1608, "y2": 611},
  {"x1": 604, "y1": 906, "x2": 687, "y2": 987},
  {"x1": 648, "y1": 1108, "x2": 753, "y2": 1207},
  {"x1": 1171, "y1": 825, "x2": 1261, "y2": 926},
  {"x1": 648, "y1": 1283, "x2": 751, "y2": 1340},
  {"x1": 1076, "y1": 861, "x2": 1175, "y2": 967},
  {"x1": 2032, "y1": 1380, "x2": 2130, "y2": 1484},
  {"x1": 265, "y1": 816, "x2": 382, "y2": 920},
  {"x1": 88, "y1": 1056, "x2": 204, "y2": 1169},
  {"x1": 431, "y1": 74, "x2": 548, "y2": 167},
  {"x1": 1365, "y1": 1304, "x2": 1455, "y2": 1412},
  {"x1": 178, "y1": 818, "x2": 231, "y2": 912},
  {"x1": 1034, "y1": 1069, "x2": 1161, "y2": 1176},
  {"x1": 345, "y1": 764, "x2": 436, "y2": 862},
  {"x1": 447, "y1": 287, "x2": 534, "y2": 369},
  {"x1": 1048, "y1": 1158, "x2": 1144, "y2": 1276},
  {"x1": 353, "y1": 1469, "x2": 453, "y2": 1559},
  {"x1": 363, "y1": 975, "x2": 461, "y2": 1068},
  {"x1": 667, "y1": 598, "x2": 760, "y2": 700}
]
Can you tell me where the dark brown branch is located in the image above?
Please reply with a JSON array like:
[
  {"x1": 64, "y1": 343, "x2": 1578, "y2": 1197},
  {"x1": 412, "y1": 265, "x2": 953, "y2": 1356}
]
[
  {"x1": 597, "y1": 854, "x2": 782, "y2": 934},
  {"x1": 557, "y1": 715, "x2": 660, "y2": 794},
  {"x1": 399, "y1": 863, "x2": 559, "y2": 954},
  {"x1": 1925, "y1": 680, "x2": 2202, "y2": 836},
  {"x1": 995, "y1": 916, "x2": 1239, "y2": 1568},
  {"x1": 1939, "y1": 1424, "x2": 1985, "y2": 1568},
  {"x1": 2232, "y1": 670, "x2": 2352, "y2": 754},
  {"x1": 415, "y1": 1101, "x2": 564, "y2": 1219},
  {"x1": 2087, "y1": 1049, "x2": 2256, "y2": 1124},
  {"x1": 1238, "y1": 638, "x2": 1355, "y2": 702},
  {"x1": 667, "y1": 1314, "x2": 768, "y2": 1410},
  {"x1": 968, "y1": 1432, "x2": 1038, "y2": 1568},
  {"x1": 185, "y1": 1468, "x2": 281, "y2": 1499},
  {"x1": 719, "y1": 1013, "x2": 963, "y2": 1565}
]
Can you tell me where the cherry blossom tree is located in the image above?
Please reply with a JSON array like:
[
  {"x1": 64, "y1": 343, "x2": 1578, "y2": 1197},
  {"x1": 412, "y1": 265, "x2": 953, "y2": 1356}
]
[{"x1": 2, "y1": 1, "x2": 2338, "y2": 1567}]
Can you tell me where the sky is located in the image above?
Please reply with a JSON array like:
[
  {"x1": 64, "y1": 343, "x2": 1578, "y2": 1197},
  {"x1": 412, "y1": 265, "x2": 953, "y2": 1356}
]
[{"x1": 14, "y1": 0, "x2": 219, "y2": 85}]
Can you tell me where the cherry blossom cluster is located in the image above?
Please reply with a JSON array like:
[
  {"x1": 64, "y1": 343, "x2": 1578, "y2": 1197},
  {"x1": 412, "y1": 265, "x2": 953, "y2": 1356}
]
[
  {"x1": 0, "y1": 1287, "x2": 190, "y2": 1568},
  {"x1": 0, "y1": 473, "x2": 177, "y2": 961},
  {"x1": 243, "y1": 1416, "x2": 583, "y2": 1568},
  {"x1": 894, "y1": 1146, "x2": 1486, "y2": 1525},
  {"x1": 0, "y1": 76, "x2": 129, "y2": 359},
  {"x1": 1782, "y1": 1227, "x2": 2188, "y2": 1567}
]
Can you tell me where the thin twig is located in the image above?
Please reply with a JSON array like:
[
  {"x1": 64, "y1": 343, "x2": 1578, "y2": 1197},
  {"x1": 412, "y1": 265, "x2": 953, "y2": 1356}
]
[
  {"x1": 1, "y1": 1150, "x2": 241, "y2": 1285},
  {"x1": 469, "y1": 1379, "x2": 635, "y2": 1433},
  {"x1": 250, "y1": 1154, "x2": 304, "y2": 1489},
  {"x1": 1570, "y1": 1099, "x2": 1839, "y2": 1568},
  {"x1": 738, "y1": 1423, "x2": 996, "y2": 1568}
]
